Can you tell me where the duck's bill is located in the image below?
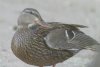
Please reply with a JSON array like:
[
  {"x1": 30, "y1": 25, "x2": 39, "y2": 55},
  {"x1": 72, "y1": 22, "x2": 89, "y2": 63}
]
[{"x1": 36, "y1": 21, "x2": 52, "y2": 28}]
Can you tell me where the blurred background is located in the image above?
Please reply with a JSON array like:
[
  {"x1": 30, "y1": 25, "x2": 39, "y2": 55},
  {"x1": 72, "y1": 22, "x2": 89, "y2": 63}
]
[{"x1": 0, "y1": 0, "x2": 99, "y2": 67}]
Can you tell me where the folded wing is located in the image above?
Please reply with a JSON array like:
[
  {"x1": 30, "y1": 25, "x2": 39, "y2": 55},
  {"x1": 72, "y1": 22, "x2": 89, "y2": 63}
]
[{"x1": 44, "y1": 23, "x2": 99, "y2": 54}]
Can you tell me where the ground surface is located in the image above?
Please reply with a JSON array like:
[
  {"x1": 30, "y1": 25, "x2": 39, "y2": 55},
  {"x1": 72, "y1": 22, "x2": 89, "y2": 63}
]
[{"x1": 0, "y1": 0, "x2": 100, "y2": 67}]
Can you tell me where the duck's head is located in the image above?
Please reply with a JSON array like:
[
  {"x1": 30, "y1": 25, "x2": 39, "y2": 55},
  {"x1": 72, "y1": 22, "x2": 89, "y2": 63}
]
[{"x1": 18, "y1": 8, "x2": 50, "y2": 28}]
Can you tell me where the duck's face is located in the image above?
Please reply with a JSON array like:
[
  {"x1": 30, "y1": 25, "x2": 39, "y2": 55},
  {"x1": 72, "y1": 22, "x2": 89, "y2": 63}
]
[{"x1": 18, "y1": 8, "x2": 49, "y2": 27}]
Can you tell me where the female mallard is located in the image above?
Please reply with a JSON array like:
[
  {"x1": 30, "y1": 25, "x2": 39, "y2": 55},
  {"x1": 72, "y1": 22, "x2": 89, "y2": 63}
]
[{"x1": 11, "y1": 8, "x2": 99, "y2": 67}]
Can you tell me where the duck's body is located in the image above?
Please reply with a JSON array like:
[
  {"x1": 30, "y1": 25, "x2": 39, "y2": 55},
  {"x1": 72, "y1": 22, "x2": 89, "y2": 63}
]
[
  {"x1": 11, "y1": 8, "x2": 99, "y2": 67},
  {"x1": 11, "y1": 24, "x2": 73, "y2": 66}
]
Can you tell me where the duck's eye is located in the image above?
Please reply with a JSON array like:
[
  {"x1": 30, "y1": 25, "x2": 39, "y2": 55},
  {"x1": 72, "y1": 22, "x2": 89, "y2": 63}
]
[
  {"x1": 29, "y1": 11, "x2": 33, "y2": 14},
  {"x1": 27, "y1": 11, "x2": 33, "y2": 14}
]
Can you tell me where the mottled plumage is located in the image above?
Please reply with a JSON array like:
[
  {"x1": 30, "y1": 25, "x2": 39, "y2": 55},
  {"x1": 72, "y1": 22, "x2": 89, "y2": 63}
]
[{"x1": 11, "y1": 8, "x2": 99, "y2": 67}]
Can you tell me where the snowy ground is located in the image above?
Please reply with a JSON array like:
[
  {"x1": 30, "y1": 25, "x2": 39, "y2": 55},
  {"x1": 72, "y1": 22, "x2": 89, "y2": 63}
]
[{"x1": 0, "y1": 0, "x2": 100, "y2": 67}]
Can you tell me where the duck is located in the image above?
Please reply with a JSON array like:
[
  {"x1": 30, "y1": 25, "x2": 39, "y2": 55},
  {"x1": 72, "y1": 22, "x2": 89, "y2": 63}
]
[{"x1": 11, "y1": 8, "x2": 99, "y2": 67}]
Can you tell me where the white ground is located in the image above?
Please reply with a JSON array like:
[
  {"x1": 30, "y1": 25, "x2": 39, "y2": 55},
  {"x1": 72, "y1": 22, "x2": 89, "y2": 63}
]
[{"x1": 0, "y1": 0, "x2": 100, "y2": 67}]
